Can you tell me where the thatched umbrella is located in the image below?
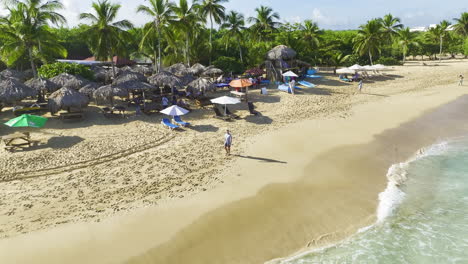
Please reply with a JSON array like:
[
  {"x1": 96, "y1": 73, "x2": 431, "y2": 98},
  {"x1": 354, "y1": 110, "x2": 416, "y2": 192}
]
[
  {"x1": 91, "y1": 66, "x2": 108, "y2": 82},
  {"x1": 190, "y1": 63, "x2": 206, "y2": 75},
  {"x1": 93, "y1": 84, "x2": 128, "y2": 105},
  {"x1": 0, "y1": 78, "x2": 37, "y2": 106},
  {"x1": 24, "y1": 78, "x2": 59, "y2": 93},
  {"x1": 166, "y1": 63, "x2": 190, "y2": 76},
  {"x1": 105, "y1": 67, "x2": 121, "y2": 81},
  {"x1": 180, "y1": 74, "x2": 196, "y2": 86},
  {"x1": 116, "y1": 80, "x2": 155, "y2": 91},
  {"x1": 50, "y1": 73, "x2": 90, "y2": 89},
  {"x1": 113, "y1": 70, "x2": 147, "y2": 85},
  {"x1": 79, "y1": 82, "x2": 100, "y2": 98},
  {"x1": 48, "y1": 87, "x2": 89, "y2": 114},
  {"x1": 202, "y1": 67, "x2": 223, "y2": 76},
  {"x1": 132, "y1": 65, "x2": 153, "y2": 75},
  {"x1": 266, "y1": 45, "x2": 297, "y2": 61},
  {"x1": 0, "y1": 69, "x2": 28, "y2": 81},
  {"x1": 148, "y1": 71, "x2": 183, "y2": 90},
  {"x1": 187, "y1": 78, "x2": 215, "y2": 94}
]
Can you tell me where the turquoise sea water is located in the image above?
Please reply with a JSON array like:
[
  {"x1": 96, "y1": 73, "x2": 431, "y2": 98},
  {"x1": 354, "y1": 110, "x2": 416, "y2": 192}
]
[{"x1": 284, "y1": 138, "x2": 468, "y2": 264}]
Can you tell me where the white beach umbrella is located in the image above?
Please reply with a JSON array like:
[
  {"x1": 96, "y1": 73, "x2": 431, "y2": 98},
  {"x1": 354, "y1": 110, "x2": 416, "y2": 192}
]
[
  {"x1": 362, "y1": 65, "x2": 376, "y2": 71},
  {"x1": 349, "y1": 64, "x2": 365, "y2": 71},
  {"x1": 160, "y1": 105, "x2": 189, "y2": 116},
  {"x1": 336, "y1": 68, "x2": 355, "y2": 74},
  {"x1": 373, "y1": 64, "x2": 389, "y2": 70},
  {"x1": 211, "y1": 96, "x2": 241, "y2": 115},
  {"x1": 282, "y1": 71, "x2": 298, "y2": 77}
]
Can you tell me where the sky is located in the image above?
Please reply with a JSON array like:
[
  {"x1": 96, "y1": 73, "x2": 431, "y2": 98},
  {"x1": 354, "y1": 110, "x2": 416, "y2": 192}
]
[{"x1": 1, "y1": 0, "x2": 467, "y2": 29}]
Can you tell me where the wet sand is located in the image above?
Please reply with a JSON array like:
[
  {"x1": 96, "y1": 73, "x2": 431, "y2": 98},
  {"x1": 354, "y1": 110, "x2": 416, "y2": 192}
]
[{"x1": 1, "y1": 78, "x2": 468, "y2": 263}]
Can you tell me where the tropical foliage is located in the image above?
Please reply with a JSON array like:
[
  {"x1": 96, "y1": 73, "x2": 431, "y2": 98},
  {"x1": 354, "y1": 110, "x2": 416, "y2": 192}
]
[
  {"x1": 0, "y1": 0, "x2": 467, "y2": 75},
  {"x1": 38, "y1": 62, "x2": 94, "y2": 79}
]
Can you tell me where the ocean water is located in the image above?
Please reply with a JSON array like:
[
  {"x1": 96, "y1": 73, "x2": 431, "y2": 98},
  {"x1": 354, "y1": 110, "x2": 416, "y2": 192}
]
[{"x1": 283, "y1": 138, "x2": 468, "y2": 264}]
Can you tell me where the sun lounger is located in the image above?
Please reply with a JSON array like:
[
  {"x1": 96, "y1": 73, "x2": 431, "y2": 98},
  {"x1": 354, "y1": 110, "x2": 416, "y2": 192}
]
[
  {"x1": 298, "y1": 80, "x2": 315, "y2": 87},
  {"x1": 173, "y1": 116, "x2": 190, "y2": 127},
  {"x1": 213, "y1": 106, "x2": 231, "y2": 121},
  {"x1": 306, "y1": 75, "x2": 323, "y2": 79},
  {"x1": 340, "y1": 77, "x2": 351, "y2": 82},
  {"x1": 307, "y1": 69, "x2": 317, "y2": 75},
  {"x1": 161, "y1": 118, "x2": 179, "y2": 130}
]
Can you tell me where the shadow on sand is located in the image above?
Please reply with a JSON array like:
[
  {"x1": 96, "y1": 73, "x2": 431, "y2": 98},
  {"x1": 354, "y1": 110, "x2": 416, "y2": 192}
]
[{"x1": 234, "y1": 154, "x2": 287, "y2": 164}]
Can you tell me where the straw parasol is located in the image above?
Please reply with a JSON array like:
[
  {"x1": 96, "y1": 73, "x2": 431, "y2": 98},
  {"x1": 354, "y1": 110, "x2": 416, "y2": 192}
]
[
  {"x1": 24, "y1": 78, "x2": 60, "y2": 93},
  {"x1": 348, "y1": 64, "x2": 364, "y2": 71},
  {"x1": 148, "y1": 71, "x2": 182, "y2": 87},
  {"x1": 79, "y1": 82, "x2": 100, "y2": 97},
  {"x1": 166, "y1": 63, "x2": 190, "y2": 76},
  {"x1": 202, "y1": 67, "x2": 223, "y2": 76},
  {"x1": 93, "y1": 84, "x2": 128, "y2": 105},
  {"x1": 116, "y1": 80, "x2": 156, "y2": 91},
  {"x1": 0, "y1": 78, "x2": 37, "y2": 105},
  {"x1": 91, "y1": 66, "x2": 108, "y2": 82},
  {"x1": 48, "y1": 87, "x2": 89, "y2": 113},
  {"x1": 113, "y1": 70, "x2": 147, "y2": 85},
  {"x1": 132, "y1": 65, "x2": 153, "y2": 75},
  {"x1": 49, "y1": 73, "x2": 90, "y2": 88},
  {"x1": 187, "y1": 78, "x2": 215, "y2": 93},
  {"x1": 180, "y1": 74, "x2": 196, "y2": 86},
  {"x1": 190, "y1": 63, "x2": 206, "y2": 75},
  {"x1": 266, "y1": 45, "x2": 297, "y2": 60},
  {"x1": 0, "y1": 69, "x2": 28, "y2": 81}
]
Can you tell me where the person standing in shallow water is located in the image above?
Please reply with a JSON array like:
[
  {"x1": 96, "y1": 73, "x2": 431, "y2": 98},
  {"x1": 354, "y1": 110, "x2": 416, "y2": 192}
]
[{"x1": 224, "y1": 130, "x2": 232, "y2": 156}]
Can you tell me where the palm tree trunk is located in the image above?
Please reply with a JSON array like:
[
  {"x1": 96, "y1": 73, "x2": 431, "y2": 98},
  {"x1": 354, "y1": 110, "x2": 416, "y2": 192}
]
[
  {"x1": 368, "y1": 49, "x2": 373, "y2": 65},
  {"x1": 439, "y1": 36, "x2": 443, "y2": 62},
  {"x1": 186, "y1": 32, "x2": 190, "y2": 66},
  {"x1": 403, "y1": 47, "x2": 406, "y2": 64},
  {"x1": 237, "y1": 40, "x2": 243, "y2": 63},
  {"x1": 157, "y1": 24, "x2": 162, "y2": 73},
  {"x1": 209, "y1": 14, "x2": 213, "y2": 65},
  {"x1": 27, "y1": 46, "x2": 38, "y2": 79}
]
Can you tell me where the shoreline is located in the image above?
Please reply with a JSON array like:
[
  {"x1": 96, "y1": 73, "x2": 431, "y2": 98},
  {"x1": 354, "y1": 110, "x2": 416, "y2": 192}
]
[{"x1": 1, "y1": 81, "x2": 468, "y2": 263}]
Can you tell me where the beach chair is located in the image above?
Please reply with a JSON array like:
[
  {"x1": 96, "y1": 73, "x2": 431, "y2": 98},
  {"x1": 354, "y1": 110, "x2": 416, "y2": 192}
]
[
  {"x1": 222, "y1": 105, "x2": 241, "y2": 119},
  {"x1": 339, "y1": 76, "x2": 351, "y2": 82},
  {"x1": 213, "y1": 106, "x2": 231, "y2": 121},
  {"x1": 298, "y1": 80, "x2": 315, "y2": 88},
  {"x1": 173, "y1": 116, "x2": 190, "y2": 127},
  {"x1": 161, "y1": 118, "x2": 180, "y2": 130},
  {"x1": 248, "y1": 102, "x2": 259, "y2": 116}
]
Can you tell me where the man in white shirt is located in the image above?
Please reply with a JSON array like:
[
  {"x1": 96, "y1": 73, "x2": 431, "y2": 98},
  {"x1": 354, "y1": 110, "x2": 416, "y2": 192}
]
[{"x1": 224, "y1": 130, "x2": 232, "y2": 156}]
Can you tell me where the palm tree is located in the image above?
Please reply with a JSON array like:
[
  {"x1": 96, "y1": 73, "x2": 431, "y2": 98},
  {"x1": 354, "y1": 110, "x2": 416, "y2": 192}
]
[
  {"x1": 172, "y1": 0, "x2": 200, "y2": 66},
  {"x1": 329, "y1": 52, "x2": 350, "y2": 74},
  {"x1": 353, "y1": 19, "x2": 384, "y2": 65},
  {"x1": 397, "y1": 27, "x2": 419, "y2": 63},
  {"x1": 79, "y1": 0, "x2": 133, "y2": 77},
  {"x1": 247, "y1": 5, "x2": 281, "y2": 42},
  {"x1": 299, "y1": 20, "x2": 322, "y2": 50},
  {"x1": 221, "y1": 11, "x2": 245, "y2": 62},
  {"x1": 435, "y1": 20, "x2": 451, "y2": 61},
  {"x1": 453, "y1": 12, "x2": 468, "y2": 37},
  {"x1": 0, "y1": 0, "x2": 67, "y2": 78},
  {"x1": 379, "y1": 13, "x2": 403, "y2": 41},
  {"x1": 199, "y1": 0, "x2": 227, "y2": 65},
  {"x1": 136, "y1": 0, "x2": 175, "y2": 73}
]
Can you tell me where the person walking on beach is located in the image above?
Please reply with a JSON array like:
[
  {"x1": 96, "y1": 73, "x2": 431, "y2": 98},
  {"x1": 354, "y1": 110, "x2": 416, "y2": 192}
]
[
  {"x1": 224, "y1": 130, "x2": 232, "y2": 156},
  {"x1": 459, "y1": 74, "x2": 464, "y2": 86},
  {"x1": 358, "y1": 79, "x2": 363, "y2": 92}
]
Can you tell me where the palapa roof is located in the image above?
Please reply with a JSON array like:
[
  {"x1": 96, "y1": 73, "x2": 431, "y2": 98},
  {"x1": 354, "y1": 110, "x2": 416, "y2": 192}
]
[
  {"x1": 148, "y1": 71, "x2": 183, "y2": 88},
  {"x1": 180, "y1": 74, "x2": 196, "y2": 86},
  {"x1": 0, "y1": 69, "x2": 28, "y2": 81},
  {"x1": 24, "y1": 78, "x2": 60, "y2": 93},
  {"x1": 48, "y1": 87, "x2": 89, "y2": 113},
  {"x1": 166, "y1": 63, "x2": 190, "y2": 76},
  {"x1": 49, "y1": 73, "x2": 90, "y2": 89},
  {"x1": 190, "y1": 63, "x2": 206, "y2": 75},
  {"x1": 187, "y1": 78, "x2": 215, "y2": 93},
  {"x1": 132, "y1": 65, "x2": 153, "y2": 75},
  {"x1": 93, "y1": 84, "x2": 128, "y2": 102},
  {"x1": 0, "y1": 78, "x2": 37, "y2": 104},
  {"x1": 79, "y1": 82, "x2": 100, "y2": 97},
  {"x1": 91, "y1": 66, "x2": 108, "y2": 82},
  {"x1": 116, "y1": 80, "x2": 156, "y2": 91},
  {"x1": 266, "y1": 45, "x2": 297, "y2": 61},
  {"x1": 202, "y1": 67, "x2": 223, "y2": 76},
  {"x1": 112, "y1": 70, "x2": 147, "y2": 85}
]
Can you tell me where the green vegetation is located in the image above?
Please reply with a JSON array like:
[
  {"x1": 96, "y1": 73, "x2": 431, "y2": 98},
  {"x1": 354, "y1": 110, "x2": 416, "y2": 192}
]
[
  {"x1": 38, "y1": 62, "x2": 94, "y2": 79},
  {"x1": 0, "y1": 0, "x2": 467, "y2": 75}
]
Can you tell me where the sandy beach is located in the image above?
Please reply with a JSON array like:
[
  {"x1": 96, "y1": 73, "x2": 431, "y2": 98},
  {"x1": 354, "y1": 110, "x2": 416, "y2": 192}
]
[{"x1": 1, "y1": 60, "x2": 468, "y2": 263}]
